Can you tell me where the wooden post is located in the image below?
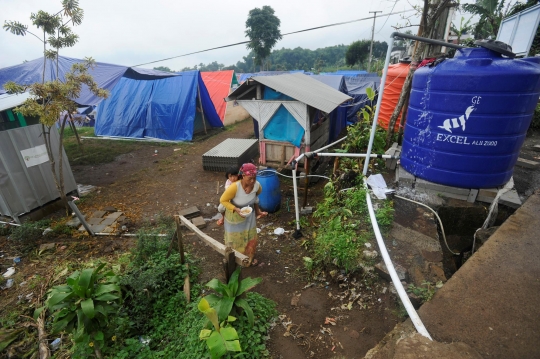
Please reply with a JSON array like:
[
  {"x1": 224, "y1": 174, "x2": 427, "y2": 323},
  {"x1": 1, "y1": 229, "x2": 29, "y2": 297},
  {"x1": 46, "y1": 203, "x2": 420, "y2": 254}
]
[
  {"x1": 223, "y1": 246, "x2": 237, "y2": 283},
  {"x1": 175, "y1": 216, "x2": 185, "y2": 264},
  {"x1": 302, "y1": 157, "x2": 310, "y2": 208},
  {"x1": 176, "y1": 215, "x2": 250, "y2": 266},
  {"x1": 197, "y1": 85, "x2": 208, "y2": 135},
  {"x1": 333, "y1": 157, "x2": 340, "y2": 175}
]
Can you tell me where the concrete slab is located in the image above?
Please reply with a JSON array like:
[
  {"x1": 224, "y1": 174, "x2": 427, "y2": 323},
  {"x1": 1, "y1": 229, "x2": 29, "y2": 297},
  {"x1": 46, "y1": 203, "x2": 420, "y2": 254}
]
[
  {"x1": 467, "y1": 189, "x2": 478, "y2": 203},
  {"x1": 89, "y1": 224, "x2": 106, "y2": 233},
  {"x1": 106, "y1": 212, "x2": 124, "y2": 220},
  {"x1": 396, "y1": 165, "x2": 415, "y2": 186},
  {"x1": 91, "y1": 211, "x2": 106, "y2": 219},
  {"x1": 87, "y1": 217, "x2": 104, "y2": 225},
  {"x1": 516, "y1": 157, "x2": 540, "y2": 169},
  {"x1": 179, "y1": 206, "x2": 200, "y2": 219},
  {"x1": 415, "y1": 178, "x2": 470, "y2": 196},
  {"x1": 100, "y1": 218, "x2": 116, "y2": 226},
  {"x1": 191, "y1": 216, "x2": 206, "y2": 229},
  {"x1": 416, "y1": 187, "x2": 469, "y2": 201},
  {"x1": 418, "y1": 192, "x2": 540, "y2": 359},
  {"x1": 477, "y1": 188, "x2": 522, "y2": 209}
]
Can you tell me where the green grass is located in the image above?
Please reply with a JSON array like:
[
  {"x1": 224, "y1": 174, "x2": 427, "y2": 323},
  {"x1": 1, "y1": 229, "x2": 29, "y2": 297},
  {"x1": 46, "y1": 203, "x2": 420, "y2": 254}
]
[{"x1": 62, "y1": 127, "x2": 178, "y2": 166}]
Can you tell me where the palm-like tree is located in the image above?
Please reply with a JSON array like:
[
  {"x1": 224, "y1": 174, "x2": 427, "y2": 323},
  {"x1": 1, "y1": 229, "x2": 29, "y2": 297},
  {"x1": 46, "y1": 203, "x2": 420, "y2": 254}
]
[{"x1": 462, "y1": 0, "x2": 516, "y2": 39}]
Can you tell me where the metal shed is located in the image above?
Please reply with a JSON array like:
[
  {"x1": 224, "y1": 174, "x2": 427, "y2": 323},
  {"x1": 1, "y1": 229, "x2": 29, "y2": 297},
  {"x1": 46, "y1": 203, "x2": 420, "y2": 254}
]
[
  {"x1": 225, "y1": 73, "x2": 351, "y2": 167},
  {"x1": 0, "y1": 93, "x2": 77, "y2": 223}
]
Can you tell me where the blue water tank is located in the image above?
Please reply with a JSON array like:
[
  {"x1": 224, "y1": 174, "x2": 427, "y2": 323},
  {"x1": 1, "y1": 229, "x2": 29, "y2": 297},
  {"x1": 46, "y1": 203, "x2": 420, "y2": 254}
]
[
  {"x1": 401, "y1": 47, "x2": 540, "y2": 188},
  {"x1": 257, "y1": 169, "x2": 281, "y2": 213}
]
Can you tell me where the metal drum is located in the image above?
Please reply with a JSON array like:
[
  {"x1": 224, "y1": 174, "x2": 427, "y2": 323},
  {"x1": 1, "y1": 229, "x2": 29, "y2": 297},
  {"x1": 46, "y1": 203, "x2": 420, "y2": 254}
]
[{"x1": 401, "y1": 44, "x2": 540, "y2": 188}]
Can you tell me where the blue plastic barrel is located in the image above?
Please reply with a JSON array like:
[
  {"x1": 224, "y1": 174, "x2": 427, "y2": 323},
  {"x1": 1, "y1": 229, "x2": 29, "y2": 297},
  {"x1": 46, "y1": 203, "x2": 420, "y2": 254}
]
[
  {"x1": 257, "y1": 169, "x2": 281, "y2": 213},
  {"x1": 401, "y1": 47, "x2": 540, "y2": 188}
]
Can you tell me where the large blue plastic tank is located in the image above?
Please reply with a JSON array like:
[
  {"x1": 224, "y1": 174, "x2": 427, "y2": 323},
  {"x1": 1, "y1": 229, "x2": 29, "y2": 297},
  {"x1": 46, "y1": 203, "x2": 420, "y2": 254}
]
[
  {"x1": 401, "y1": 47, "x2": 540, "y2": 188},
  {"x1": 257, "y1": 169, "x2": 281, "y2": 213}
]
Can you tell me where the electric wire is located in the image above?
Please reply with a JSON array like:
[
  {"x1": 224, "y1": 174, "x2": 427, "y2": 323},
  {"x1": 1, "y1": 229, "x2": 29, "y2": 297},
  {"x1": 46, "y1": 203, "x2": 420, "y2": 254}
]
[
  {"x1": 394, "y1": 194, "x2": 459, "y2": 255},
  {"x1": 376, "y1": 0, "x2": 400, "y2": 33},
  {"x1": 131, "y1": 9, "x2": 415, "y2": 67}
]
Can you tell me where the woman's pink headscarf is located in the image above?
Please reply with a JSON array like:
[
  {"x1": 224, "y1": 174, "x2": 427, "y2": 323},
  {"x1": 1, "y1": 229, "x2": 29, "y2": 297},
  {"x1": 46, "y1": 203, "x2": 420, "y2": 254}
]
[{"x1": 239, "y1": 163, "x2": 257, "y2": 177}]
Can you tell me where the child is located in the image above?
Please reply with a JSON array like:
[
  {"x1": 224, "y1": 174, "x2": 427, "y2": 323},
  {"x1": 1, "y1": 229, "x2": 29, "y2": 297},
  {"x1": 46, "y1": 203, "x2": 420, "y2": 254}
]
[{"x1": 216, "y1": 166, "x2": 240, "y2": 226}]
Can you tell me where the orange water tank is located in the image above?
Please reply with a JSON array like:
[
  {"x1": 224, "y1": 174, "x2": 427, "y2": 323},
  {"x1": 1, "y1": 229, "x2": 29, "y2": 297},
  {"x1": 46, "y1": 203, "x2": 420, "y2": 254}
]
[{"x1": 378, "y1": 61, "x2": 410, "y2": 131}]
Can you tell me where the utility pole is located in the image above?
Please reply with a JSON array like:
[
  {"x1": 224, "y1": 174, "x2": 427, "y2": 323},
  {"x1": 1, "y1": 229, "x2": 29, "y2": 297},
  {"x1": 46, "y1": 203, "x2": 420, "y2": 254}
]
[{"x1": 368, "y1": 11, "x2": 382, "y2": 73}]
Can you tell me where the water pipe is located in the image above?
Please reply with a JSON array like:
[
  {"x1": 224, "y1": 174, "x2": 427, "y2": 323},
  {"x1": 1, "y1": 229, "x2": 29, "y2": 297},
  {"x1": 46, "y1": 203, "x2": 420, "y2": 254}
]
[
  {"x1": 364, "y1": 183, "x2": 433, "y2": 340},
  {"x1": 305, "y1": 152, "x2": 398, "y2": 159},
  {"x1": 362, "y1": 35, "x2": 395, "y2": 176},
  {"x1": 0, "y1": 220, "x2": 21, "y2": 227},
  {"x1": 289, "y1": 135, "x2": 349, "y2": 238}
]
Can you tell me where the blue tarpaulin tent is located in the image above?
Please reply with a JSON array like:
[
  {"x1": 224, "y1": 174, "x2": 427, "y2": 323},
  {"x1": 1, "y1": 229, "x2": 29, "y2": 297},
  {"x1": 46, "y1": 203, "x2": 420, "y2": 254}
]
[
  {"x1": 95, "y1": 71, "x2": 222, "y2": 141},
  {"x1": 310, "y1": 75, "x2": 349, "y2": 142},
  {"x1": 0, "y1": 56, "x2": 176, "y2": 105}
]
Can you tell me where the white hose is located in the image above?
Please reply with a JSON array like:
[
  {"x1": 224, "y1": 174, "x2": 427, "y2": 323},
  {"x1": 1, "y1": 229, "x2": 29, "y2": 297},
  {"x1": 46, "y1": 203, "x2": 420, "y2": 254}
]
[{"x1": 365, "y1": 187, "x2": 433, "y2": 340}]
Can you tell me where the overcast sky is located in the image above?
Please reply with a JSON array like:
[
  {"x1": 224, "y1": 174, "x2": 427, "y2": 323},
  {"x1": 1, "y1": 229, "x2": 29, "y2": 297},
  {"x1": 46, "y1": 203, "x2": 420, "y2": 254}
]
[{"x1": 0, "y1": 0, "x2": 426, "y2": 71}]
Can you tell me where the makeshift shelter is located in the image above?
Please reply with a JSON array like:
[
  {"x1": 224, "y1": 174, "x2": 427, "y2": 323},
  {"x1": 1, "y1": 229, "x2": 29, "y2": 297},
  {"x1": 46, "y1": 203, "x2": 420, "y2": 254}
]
[
  {"x1": 95, "y1": 70, "x2": 223, "y2": 141},
  {"x1": 310, "y1": 75, "x2": 349, "y2": 142},
  {"x1": 201, "y1": 70, "x2": 249, "y2": 125},
  {"x1": 226, "y1": 73, "x2": 351, "y2": 167},
  {"x1": 0, "y1": 56, "x2": 175, "y2": 105},
  {"x1": 0, "y1": 93, "x2": 77, "y2": 223},
  {"x1": 343, "y1": 75, "x2": 381, "y2": 124}
]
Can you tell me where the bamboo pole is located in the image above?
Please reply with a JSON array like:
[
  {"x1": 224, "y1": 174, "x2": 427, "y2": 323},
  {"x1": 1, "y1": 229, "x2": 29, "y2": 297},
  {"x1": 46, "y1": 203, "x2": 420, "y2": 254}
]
[{"x1": 176, "y1": 215, "x2": 249, "y2": 266}]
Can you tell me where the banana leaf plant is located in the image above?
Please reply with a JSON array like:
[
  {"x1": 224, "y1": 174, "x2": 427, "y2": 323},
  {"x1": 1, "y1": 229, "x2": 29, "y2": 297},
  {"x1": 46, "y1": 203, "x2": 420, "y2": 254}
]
[
  {"x1": 204, "y1": 266, "x2": 262, "y2": 326},
  {"x1": 198, "y1": 297, "x2": 241, "y2": 359},
  {"x1": 34, "y1": 263, "x2": 121, "y2": 350}
]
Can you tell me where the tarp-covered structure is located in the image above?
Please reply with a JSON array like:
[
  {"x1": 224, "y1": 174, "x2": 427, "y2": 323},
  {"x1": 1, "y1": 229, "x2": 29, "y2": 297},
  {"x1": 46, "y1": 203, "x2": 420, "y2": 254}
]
[
  {"x1": 226, "y1": 73, "x2": 351, "y2": 167},
  {"x1": 96, "y1": 70, "x2": 223, "y2": 141},
  {"x1": 237, "y1": 70, "x2": 305, "y2": 83},
  {"x1": 201, "y1": 70, "x2": 239, "y2": 122},
  {"x1": 0, "y1": 56, "x2": 176, "y2": 105},
  {"x1": 343, "y1": 75, "x2": 381, "y2": 123}
]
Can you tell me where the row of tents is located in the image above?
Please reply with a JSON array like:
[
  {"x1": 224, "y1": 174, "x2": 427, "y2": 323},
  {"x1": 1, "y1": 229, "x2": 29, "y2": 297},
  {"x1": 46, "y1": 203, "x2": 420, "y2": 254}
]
[{"x1": 0, "y1": 56, "x2": 379, "y2": 144}]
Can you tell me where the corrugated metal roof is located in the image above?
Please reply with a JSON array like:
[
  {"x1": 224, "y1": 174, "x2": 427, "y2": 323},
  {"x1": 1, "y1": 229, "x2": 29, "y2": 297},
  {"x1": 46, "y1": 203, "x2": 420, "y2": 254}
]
[
  {"x1": 202, "y1": 138, "x2": 258, "y2": 158},
  {"x1": 227, "y1": 73, "x2": 352, "y2": 113},
  {"x1": 0, "y1": 92, "x2": 31, "y2": 112}
]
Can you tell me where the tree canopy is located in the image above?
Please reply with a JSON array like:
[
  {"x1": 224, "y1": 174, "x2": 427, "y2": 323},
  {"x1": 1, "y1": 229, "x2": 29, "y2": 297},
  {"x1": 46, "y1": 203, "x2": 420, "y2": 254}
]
[
  {"x1": 245, "y1": 6, "x2": 282, "y2": 68},
  {"x1": 345, "y1": 40, "x2": 387, "y2": 68}
]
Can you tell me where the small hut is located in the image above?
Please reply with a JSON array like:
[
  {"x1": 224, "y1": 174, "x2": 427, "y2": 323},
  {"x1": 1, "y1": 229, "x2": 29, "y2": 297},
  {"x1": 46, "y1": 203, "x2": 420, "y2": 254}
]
[
  {"x1": 225, "y1": 73, "x2": 351, "y2": 167},
  {"x1": 0, "y1": 93, "x2": 77, "y2": 223}
]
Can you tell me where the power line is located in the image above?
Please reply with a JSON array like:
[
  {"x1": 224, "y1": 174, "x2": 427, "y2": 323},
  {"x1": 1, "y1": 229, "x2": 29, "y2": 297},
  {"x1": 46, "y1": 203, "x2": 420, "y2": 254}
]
[
  {"x1": 376, "y1": 0, "x2": 400, "y2": 34},
  {"x1": 131, "y1": 9, "x2": 415, "y2": 67}
]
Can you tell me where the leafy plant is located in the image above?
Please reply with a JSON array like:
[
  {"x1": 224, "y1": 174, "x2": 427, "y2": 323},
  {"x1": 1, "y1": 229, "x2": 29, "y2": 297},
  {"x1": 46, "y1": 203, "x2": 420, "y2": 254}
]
[
  {"x1": 205, "y1": 267, "x2": 262, "y2": 327},
  {"x1": 198, "y1": 298, "x2": 241, "y2": 359},
  {"x1": 407, "y1": 281, "x2": 443, "y2": 303},
  {"x1": 37, "y1": 263, "x2": 122, "y2": 355},
  {"x1": 312, "y1": 185, "x2": 394, "y2": 271},
  {"x1": 9, "y1": 219, "x2": 50, "y2": 254}
]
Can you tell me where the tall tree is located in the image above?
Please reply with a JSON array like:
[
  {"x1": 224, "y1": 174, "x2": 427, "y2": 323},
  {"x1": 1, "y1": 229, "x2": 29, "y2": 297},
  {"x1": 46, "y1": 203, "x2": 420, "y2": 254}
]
[
  {"x1": 3, "y1": 1, "x2": 107, "y2": 217},
  {"x1": 345, "y1": 40, "x2": 370, "y2": 68},
  {"x1": 154, "y1": 66, "x2": 175, "y2": 72},
  {"x1": 245, "y1": 6, "x2": 282, "y2": 71},
  {"x1": 462, "y1": 0, "x2": 516, "y2": 39}
]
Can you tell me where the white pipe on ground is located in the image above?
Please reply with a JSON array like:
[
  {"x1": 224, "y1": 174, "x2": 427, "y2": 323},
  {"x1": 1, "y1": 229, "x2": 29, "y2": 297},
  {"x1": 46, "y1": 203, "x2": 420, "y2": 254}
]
[{"x1": 365, "y1": 188, "x2": 433, "y2": 340}]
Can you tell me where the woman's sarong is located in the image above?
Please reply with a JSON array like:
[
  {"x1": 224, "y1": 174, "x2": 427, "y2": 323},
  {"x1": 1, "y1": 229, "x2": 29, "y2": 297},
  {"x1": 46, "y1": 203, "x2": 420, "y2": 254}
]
[{"x1": 224, "y1": 199, "x2": 258, "y2": 258}]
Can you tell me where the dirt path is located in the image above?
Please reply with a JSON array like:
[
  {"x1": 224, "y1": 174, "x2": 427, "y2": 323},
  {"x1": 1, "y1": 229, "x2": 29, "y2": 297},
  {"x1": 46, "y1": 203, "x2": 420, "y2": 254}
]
[{"x1": 69, "y1": 120, "x2": 401, "y2": 359}]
